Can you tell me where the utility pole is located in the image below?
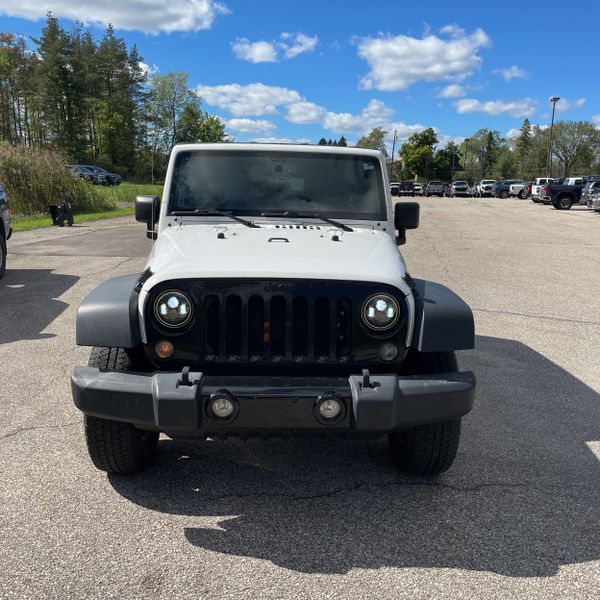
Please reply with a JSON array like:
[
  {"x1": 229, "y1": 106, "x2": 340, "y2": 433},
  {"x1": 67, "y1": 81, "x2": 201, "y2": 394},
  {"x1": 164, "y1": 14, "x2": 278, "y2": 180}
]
[
  {"x1": 390, "y1": 129, "x2": 397, "y2": 180},
  {"x1": 546, "y1": 97, "x2": 560, "y2": 177}
]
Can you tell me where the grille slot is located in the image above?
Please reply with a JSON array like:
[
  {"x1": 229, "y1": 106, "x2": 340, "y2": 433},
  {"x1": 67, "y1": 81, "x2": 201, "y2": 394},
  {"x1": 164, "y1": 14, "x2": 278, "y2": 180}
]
[
  {"x1": 204, "y1": 295, "x2": 220, "y2": 357},
  {"x1": 270, "y1": 296, "x2": 286, "y2": 358},
  {"x1": 314, "y1": 297, "x2": 330, "y2": 359},
  {"x1": 225, "y1": 296, "x2": 242, "y2": 357},
  {"x1": 292, "y1": 297, "x2": 308, "y2": 358},
  {"x1": 247, "y1": 296, "x2": 264, "y2": 359}
]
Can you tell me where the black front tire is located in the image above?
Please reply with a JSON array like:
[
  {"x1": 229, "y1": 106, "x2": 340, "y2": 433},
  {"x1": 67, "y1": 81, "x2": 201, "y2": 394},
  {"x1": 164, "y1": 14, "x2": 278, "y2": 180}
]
[
  {"x1": 83, "y1": 347, "x2": 158, "y2": 474},
  {"x1": 389, "y1": 351, "x2": 462, "y2": 475}
]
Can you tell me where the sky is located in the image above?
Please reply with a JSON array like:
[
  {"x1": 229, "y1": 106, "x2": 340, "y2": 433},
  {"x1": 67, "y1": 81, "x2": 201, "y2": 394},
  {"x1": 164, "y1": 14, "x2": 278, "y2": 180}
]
[{"x1": 1, "y1": 0, "x2": 599, "y2": 150}]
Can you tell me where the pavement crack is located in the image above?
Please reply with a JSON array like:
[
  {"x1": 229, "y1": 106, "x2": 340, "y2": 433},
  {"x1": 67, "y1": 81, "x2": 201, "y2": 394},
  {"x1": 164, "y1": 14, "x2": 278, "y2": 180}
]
[
  {"x1": 193, "y1": 480, "x2": 532, "y2": 503},
  {"x1": 473, "y1": 307, "x2": 600, "y2": 326},
  {"x1": 0, "y1": 421, "x2": 79, "y2": 442}
]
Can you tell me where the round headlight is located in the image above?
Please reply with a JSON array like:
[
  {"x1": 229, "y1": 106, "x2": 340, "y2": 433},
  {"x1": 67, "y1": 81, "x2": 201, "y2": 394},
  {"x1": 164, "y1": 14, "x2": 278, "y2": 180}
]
[
  {"x1": 154, "y1": 290, "x2": 193, "y2": 328},
  {"x1": 361, "y1": 293, "x2": 400, "y2": 331}
]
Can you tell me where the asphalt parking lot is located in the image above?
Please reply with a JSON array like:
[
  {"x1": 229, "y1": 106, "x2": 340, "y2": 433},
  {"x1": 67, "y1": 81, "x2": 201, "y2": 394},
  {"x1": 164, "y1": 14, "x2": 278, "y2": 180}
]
[{"x1": 1, "y1": 198, "x2": 599, "y2": 599}]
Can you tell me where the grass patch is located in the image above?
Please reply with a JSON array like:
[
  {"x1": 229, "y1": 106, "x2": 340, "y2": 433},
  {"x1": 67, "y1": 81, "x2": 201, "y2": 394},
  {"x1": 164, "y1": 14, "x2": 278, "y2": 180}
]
[
  {"x1": 12, "y1": 206, "x2": 135, "y2": 232},
  {"x1": 96, "y1": 182, "x2": 163, "y2": 203}
]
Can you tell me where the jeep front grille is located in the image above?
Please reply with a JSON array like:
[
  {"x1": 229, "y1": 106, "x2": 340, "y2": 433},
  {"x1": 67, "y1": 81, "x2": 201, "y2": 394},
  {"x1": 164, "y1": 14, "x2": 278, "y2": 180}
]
[
  {"x1": 145, "y1": 279, "x2": 409, "y2": 369},
  {"x1": 202, "y1": 293, "x2": 352, "y2": 362}
]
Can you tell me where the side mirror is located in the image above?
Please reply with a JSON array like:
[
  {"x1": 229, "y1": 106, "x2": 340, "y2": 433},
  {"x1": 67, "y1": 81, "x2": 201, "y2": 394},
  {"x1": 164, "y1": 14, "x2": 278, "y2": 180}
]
[
  {"x1": 135, "y1": 195, "x2": 160, "y2": 240},
  {"x1": 394, "y1": 202, "x2": 420, "y2": 245}
]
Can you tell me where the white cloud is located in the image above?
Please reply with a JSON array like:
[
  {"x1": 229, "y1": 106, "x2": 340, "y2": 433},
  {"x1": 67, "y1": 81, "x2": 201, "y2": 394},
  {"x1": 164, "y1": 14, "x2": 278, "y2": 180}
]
[
  {"x1": 195, "y1": 83, "x2": 302, "y2": 116},
  {"x1": 554, "y1": 98, "x2": 586, "y2": 113},
  {"x1": 198, "y1": 81, "x2": 444, "y2": 153},
  {"x1": 592, "y1": 114, "x2": 600, "y2": 126},
  {"x1": 0, "y1": 0, "x2": 229, "y2": 34},
  {"x1": 139, "y1": 61, "x2": 159, "y2": 76},
  {"x1": 439, "y1": 84, "x2": 466, "y2": 98},
  {"x1": 323, "y1": 99, "x2": 395, "y2": 134},
  {"x1": 357, "y1": 26, "x2": 490, "y2": 91},
  {"x1": 286, "y1": 101, "x2": 326, "y2": 124},
  {"x1": 493, "y1": 65, "x2": 528, "y2": 81},
  {"x1": 231, "y1": 32, "x2": 318, "y2": 63},
  {"x1": 231, "y1": 39, "x2": 278, "y2": 63},
  {"x1": 280, "y1": 32, "x2": 318, "y2": 59},
  {"x1": 506, "y1": 128, "x2": 521, "y2": 139},
  {"x1": 226, "y1": 118, "x2": 276, "y2": 133},
  {"x1": 454, "y1": 97, "x2": 537, "y2": 117},
  {"x1": 250, "y1": 136, "x2": 311, "y2": 145}
]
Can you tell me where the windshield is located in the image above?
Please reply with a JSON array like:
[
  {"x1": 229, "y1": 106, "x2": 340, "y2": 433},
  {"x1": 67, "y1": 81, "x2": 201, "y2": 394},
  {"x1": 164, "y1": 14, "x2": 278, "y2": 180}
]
[
  {"x1": 168, "y1": 150, "x2": 386, "y2": 220},
  {"x1": 453, "y1": 181, "x2": 467, "y2": 185},
  {"x1": 482, "y1": 180, "x2": 495, "y2": 184}
]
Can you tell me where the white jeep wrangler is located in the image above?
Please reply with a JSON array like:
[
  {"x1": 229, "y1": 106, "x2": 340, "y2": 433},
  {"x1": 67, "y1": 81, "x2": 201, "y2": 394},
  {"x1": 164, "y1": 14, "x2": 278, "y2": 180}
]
[{"x1": 72, "y1": 143, "x2": 475, "y2": 475}]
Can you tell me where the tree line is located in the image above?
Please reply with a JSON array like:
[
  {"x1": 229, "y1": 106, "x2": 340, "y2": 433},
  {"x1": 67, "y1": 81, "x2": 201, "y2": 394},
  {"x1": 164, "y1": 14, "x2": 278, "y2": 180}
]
[
  {"x1": 355, "y1": 120, "x2": 600, "y2": 182},
  {"x1": 0, "y1": 14, "x2": 226, "y2": 181}
]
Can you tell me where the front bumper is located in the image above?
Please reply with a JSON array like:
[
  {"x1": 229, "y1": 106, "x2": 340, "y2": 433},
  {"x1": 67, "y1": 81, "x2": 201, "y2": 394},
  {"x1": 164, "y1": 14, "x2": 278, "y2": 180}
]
[{"x1": 71, "y1": 367, "x2": 476, "y2": 437}]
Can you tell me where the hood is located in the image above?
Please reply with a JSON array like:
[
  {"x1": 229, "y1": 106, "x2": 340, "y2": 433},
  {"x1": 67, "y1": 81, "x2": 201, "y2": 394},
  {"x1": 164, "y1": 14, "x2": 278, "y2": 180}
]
[{"x1": 144, "y1": 223, "x2": 408, "y2": 291}]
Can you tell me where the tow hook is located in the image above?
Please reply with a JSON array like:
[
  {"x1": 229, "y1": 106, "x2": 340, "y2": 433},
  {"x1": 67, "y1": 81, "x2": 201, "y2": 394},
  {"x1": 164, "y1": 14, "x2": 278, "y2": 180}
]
[
  {"x1": 177, "y1": 366, "x2": 199, "y2": 387},
  {"x1": 361, "y1": 369, "x2": 380, "y2": 389}
]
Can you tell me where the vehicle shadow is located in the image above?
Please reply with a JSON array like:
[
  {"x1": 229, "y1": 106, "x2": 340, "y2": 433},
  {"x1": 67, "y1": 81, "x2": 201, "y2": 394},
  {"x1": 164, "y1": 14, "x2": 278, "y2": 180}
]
[
  {"x1": 0, "y1": 269, "x2": 79, "y2": 345},
  {"x1": 108, "y1": 335, "x2": 600, "y2": 577}
]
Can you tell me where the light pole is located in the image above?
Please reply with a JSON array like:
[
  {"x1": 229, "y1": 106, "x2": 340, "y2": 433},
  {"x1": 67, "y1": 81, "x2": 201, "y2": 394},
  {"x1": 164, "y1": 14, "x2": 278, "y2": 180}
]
[
  {"x1": 546, "y1": 96, "x2": 560, "y2": 177},
  {"x1": 390, "y1": 129, "x2": 398, "y2": 180}
]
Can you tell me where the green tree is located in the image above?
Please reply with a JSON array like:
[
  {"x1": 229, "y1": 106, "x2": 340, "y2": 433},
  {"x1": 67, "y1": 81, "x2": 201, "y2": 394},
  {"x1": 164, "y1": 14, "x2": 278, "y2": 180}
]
[
  {"x1": 356, "y1": 127, "x2": 388, "y2": 156},
  {"x1": 551, "y1": 120, "x2": 600, "y2": 176},
  {"x1": 434, "y1": 141, "x2": 462, "y2": 181},
  {"x1": 399, "y1": 127, "x2": 438, "y2": 179},
  {"x1": 514, "y1": 118, "x2": 532, "y2": 177},
  {"x1": 318, "y1": 137, "x2": 327, "y2": 145},
  {"x1": 146, "y1": 71, "x2": 197, "y2": 153},
  {"x1": 337, "y1": 135, "x2": 347, "y2": 147}
]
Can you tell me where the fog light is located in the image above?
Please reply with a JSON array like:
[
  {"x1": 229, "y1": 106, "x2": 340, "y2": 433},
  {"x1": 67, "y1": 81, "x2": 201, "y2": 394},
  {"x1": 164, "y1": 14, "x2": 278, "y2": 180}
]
[
  {"x1": 314, "y1": 393, "x2": 346, "y2": 425},
  {"x1": 379, "y1": 342, "x2": 399, "y2": 362},
  {"x1": 155, "y1": 340, "x2": 174, "y2": 358},
  {"x1": 319, "y1": 398, "x2": 341, "y2": 419},
  {"x1": 211, "y1": 397, "x2": 234, "y2": 418},
  {"x1": 208, "y1": 390, "x2": 238, "y2": 421}
]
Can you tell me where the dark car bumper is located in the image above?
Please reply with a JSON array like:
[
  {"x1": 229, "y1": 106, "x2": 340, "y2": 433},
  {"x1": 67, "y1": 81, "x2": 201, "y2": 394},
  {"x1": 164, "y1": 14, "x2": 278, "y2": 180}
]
[{"x1": 71, "y1": 367, "x2": 475, "y2": 438}]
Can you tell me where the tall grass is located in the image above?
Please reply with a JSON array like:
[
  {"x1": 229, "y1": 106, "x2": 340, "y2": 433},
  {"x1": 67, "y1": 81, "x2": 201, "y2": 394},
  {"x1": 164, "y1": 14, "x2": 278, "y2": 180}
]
[
  {"x1": 97, "y1": 182, "x2": 163, "y2": 204},
  {"x1": 0, "y1": 143, "x2": 113, "y2": 216}
]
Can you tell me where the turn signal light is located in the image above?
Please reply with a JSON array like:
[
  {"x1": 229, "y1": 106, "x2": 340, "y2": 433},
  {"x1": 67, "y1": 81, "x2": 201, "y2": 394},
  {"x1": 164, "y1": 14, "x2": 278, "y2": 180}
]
[{"x1": 155, "y1": 340, "x2": 175, "y2": 359}]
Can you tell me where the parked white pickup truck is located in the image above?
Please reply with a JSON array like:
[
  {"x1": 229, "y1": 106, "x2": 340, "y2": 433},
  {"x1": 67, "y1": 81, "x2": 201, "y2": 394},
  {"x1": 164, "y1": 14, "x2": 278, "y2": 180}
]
[
  {"x1": 531, "y1": 177, "x2": 554, "y2": 203},
  {"x1": 474, "y1": 180, "x2": 496, "y2": 198},
  {"x1": 509, "y1": 182, "x2": 527, "y2": 199}
]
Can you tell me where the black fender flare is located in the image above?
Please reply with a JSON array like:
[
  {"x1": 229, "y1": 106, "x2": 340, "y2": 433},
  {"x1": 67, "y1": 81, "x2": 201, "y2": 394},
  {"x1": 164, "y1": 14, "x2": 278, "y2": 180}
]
[
  {"x1": 76, "y1": 274, "x2": 143, "y2": 348},
  {"x1": 411, "y1": 278, "x2": 475, "y2": 352}
]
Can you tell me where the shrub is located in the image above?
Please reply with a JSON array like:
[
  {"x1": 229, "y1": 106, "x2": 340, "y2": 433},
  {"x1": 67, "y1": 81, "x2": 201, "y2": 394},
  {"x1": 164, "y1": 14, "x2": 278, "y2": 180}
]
[{"x1": 0, "y1": 143, "x2": 114, "y2": 216}]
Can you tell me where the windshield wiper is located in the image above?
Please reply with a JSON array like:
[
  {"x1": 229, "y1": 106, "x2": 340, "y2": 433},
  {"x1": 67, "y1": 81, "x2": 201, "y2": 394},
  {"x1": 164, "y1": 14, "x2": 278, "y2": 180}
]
[
  {"x1": 261, "y1": 211, "x2": 353, "y2": 232},
  {"x1": 171, "y1": 209, "x2": 260, "y2": 228}
]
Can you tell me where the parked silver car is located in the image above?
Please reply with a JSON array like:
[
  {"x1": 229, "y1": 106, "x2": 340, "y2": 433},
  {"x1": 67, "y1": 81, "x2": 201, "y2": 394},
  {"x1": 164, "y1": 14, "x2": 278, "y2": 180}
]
[{"x1": 588, "y1": 190, "x2": 600, "y2": 212}]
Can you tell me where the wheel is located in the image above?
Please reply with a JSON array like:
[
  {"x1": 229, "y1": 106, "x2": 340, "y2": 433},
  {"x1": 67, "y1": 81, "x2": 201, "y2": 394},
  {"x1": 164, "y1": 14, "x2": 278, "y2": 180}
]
[
  {"x1": 518, "y1": 190, "x2": 526, "y2": 199},
  {"x1": 83, "y1": 347, "x2": 159, "y2": 474},
  {"x1": 389, "y1": 351, "x2": 463, "y2": 475},
  {"x1": 0, "y1": 232, "x2": 6, "y2": 279},
  {"x1": 500, "y1": 190, "x2": 509, "y2": 199},
  {"x1": 555, "y1": 195, "x2": 573, "y2": 210}
]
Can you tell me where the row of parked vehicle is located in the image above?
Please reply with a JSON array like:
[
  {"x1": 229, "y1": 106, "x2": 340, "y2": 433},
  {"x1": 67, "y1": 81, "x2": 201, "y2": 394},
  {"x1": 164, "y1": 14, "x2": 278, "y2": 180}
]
[
  {"x1": 65, "y1": 164, "x2": 122, "y2": 186},
  {"x1": 527, "y1": 175, "x2": 600, "y2": 210},
  {"x1": 390, "y1": 176, "x2": 600, "y2": 211}
]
